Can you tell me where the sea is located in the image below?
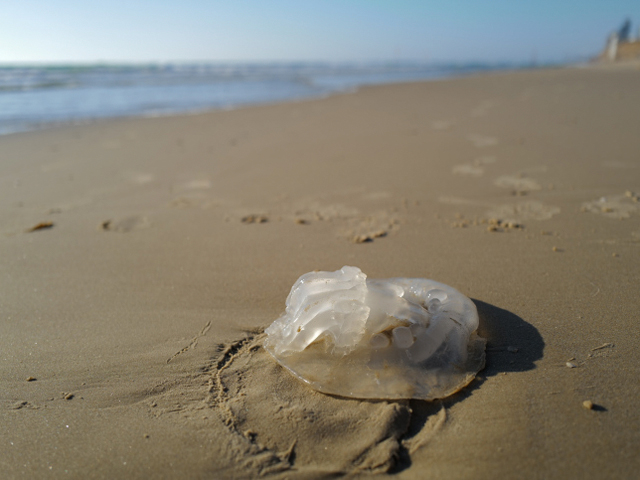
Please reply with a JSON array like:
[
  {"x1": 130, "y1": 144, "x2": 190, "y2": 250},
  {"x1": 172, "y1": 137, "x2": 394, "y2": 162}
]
[{"x1": 0, "y1": 62, "x2": 521, "y2": 136}]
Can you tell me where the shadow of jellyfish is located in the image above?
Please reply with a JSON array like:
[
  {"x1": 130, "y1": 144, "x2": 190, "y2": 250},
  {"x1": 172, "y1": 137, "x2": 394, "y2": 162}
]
[
  {"x1": 391, "y1": 300, "x2": 544, "y2": 473},
  {"x1": 474, "y1": 299, "x2": 545, "y2": 377}
]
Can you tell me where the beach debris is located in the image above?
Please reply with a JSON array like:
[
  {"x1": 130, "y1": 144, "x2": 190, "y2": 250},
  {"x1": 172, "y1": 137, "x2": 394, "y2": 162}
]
[
  {"x1": 100, "y1": 216, "x2": 150, "y2": 232},
  {"x1": 351, "y1": 230, "x2": 387, "y2": 243},
  {"x1": 486, "y1": 218, "x2": 523, "y2": 232},
  {"x1": 264, "y1": 266, "x2": 486, "y2": 400},
  {"x1": 241, "y1": 214, "x2": 268, "y2": 224},
  {"x1": 582, "y1": 400, "x2": 594, "y2": 410},
  {"x1": 294, "y1": 218, "x2": 308, "y2": 225},
  {"x1": 62, "y1": 392, "x2": 74, "y2": 400},
  {"x1": 242, "y1": 429, "x2": 257, "y2": 440},
  {"x1": 487, "y1": 218, "x2": 503, "y2": 232},
  {"x1": 352, "y1": 234, "x2": 373, "y2": 243},
  {"x1": 100, "y1": 220, "x2": 112, "y2": 230},
  {"x1": 26, "y1": 221, "x2": 54, "y2": 232},
  {"x1": 566, "y1": 362, "x2": 578, "y2": 368},
  {"x1": 26, "y1": 376, "x2": 37, "y2": 382},
  {"x1": 591, "y1": 343, "x2": 614, "y2": 351}
]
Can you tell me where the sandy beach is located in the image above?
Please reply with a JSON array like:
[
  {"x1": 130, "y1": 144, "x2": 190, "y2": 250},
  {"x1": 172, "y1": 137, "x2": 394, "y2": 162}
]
[{"x1": 2, "y1": 66, "x2": 640, "y2": 478}]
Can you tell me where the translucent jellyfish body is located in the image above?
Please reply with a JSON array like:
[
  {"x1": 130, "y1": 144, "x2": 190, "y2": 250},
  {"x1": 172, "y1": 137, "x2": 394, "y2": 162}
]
[{"x1": 264, "y1": 266, "x2": 486, "y2": 400}]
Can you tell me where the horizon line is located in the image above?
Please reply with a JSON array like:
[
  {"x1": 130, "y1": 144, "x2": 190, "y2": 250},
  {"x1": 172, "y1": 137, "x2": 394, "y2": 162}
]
[{"x1": 0, "y1": 58, "x2": 574, "y2": 67}]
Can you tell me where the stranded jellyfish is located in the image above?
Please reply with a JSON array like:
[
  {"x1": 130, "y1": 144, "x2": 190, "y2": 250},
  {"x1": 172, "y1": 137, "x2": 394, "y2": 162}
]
[{"x1": 264, "y1": 266, "x2": 485, "y2": 400}]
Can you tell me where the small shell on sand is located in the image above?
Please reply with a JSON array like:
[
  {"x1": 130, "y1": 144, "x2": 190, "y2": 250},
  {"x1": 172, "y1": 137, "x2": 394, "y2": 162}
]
[{"x1": 264, "y1": 266, "x2": 486, "y2": 400}]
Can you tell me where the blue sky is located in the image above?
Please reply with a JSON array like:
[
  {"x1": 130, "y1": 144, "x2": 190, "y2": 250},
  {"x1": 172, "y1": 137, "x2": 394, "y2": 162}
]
[{"x1": 1, "y1": 1, "x2": 638, "y2": 63}]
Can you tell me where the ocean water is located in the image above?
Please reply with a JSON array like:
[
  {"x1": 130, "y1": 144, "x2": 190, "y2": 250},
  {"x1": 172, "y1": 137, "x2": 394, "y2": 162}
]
[{"x1": 0, "y1": 62, "x2": 515, "y2": 135}]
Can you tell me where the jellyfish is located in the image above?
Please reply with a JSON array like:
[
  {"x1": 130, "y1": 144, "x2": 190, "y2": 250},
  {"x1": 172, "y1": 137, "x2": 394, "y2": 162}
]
[{"x1": 264, "y1": 266, "x2": 486, "y2": 400}]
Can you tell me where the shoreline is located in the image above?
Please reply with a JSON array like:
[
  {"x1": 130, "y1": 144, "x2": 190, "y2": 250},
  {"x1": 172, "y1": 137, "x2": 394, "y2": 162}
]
[
  {"x1": 0, "y1": 62, "x2": 553, "y2": 138},
  {"x1": 1, "y1": 65, "x2": 639, "y2": 479}
]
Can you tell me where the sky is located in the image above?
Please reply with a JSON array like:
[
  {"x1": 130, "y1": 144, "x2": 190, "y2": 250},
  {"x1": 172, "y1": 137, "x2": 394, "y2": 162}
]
[{"x1": 1, "y1": 1, "x2": 638, "y2": 64}]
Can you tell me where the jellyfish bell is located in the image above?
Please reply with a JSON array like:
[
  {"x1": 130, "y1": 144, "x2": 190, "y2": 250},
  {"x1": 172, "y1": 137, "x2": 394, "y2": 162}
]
[{"x1": 264, "y1": 266, "x2": 486, "y2": 400}]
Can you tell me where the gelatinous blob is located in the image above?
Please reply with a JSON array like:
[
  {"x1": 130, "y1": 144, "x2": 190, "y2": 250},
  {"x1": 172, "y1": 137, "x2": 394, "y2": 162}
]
[{"x1": 264, "y1": 266, "x2": 486, "y2": 400}]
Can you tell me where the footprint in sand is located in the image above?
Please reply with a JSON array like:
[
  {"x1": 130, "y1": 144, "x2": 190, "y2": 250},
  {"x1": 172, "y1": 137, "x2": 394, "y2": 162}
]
[
  {"x1": 170, "y1": 179, "x2": 214, "y2": 208},
  {"x1": 347, "y1": 215, "x2": 398, "y2": 243},
  {"x1": 452, "y1": 156, "x2": 497, "y2": 177},
  {"x1": 494, "y1": 174, "x2": 542, "y2": 195},
  {"x1": 124, "y1": 172, "x2": 155, "y2": 185},
  {"x1": 436, "y1": 194, "x2": 559, "y2": 227},
  {"x1": 292, "y1": 201, "x2": 360, "y2": 222},
  {"x1": 236, "y1": 191, "x2": 403, "y2": 243},
  {"x1": 452, "y1": 164, "x2": 484, "y2": 177},
  {"x1": 294, "y1": 200, "x2": 398, "y2": 243},
  {"x1": 581, "y1": 192, "x2": 640, "y2": 219},
  {"x1": 170, "y1": 196, "x2": 220, "y2": 209},
  {"x1": 204, "y1": 335, "x2": 446, "y2": 476},
  {"x1": 100, "y1": 216, "x2": 150, "y2": 233},
  {"x1": 467, "y1": 134, "x2": 498, "y2": 148},
  {"x1": 485, "y1": 201, "x2": 560, "y2": 223}
]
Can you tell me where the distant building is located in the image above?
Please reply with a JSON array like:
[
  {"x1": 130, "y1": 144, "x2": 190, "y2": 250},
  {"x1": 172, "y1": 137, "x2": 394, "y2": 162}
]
[
  {"x1": 618, "y1": 18, "x2": 631, "y2": 42},
  {"x1": 599, "y1": 18, "x2": 640, "y2": 62}
]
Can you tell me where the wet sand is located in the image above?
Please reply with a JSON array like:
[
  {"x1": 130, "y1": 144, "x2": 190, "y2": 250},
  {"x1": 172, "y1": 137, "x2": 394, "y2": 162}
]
[{"x1": 1, "y1": 66, "x2": 640, "y2": 478}]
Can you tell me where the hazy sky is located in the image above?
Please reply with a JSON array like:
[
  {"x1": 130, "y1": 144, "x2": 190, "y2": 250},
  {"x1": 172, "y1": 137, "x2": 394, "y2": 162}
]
[{"x1": 1, "y1": 1, "x2": 638, "y2": 63}]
